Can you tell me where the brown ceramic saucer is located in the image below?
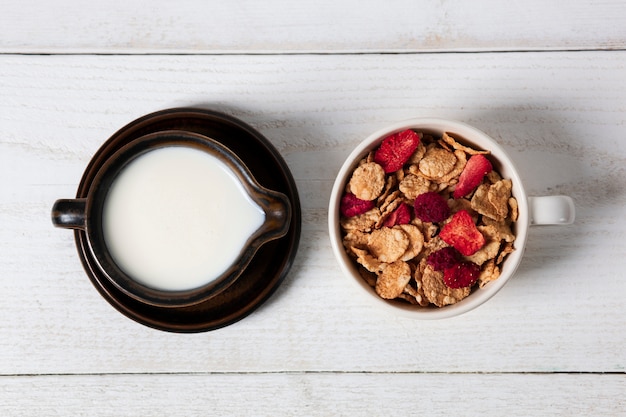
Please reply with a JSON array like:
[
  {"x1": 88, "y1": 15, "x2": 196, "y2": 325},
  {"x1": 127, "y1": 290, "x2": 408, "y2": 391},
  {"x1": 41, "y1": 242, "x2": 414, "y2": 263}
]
[{"x1": 74, "y1": 108, "x2": 301, "y2": 332}]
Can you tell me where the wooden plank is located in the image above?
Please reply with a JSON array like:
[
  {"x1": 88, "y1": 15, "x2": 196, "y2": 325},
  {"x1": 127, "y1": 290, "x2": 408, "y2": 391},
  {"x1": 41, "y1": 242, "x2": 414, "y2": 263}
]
[
  {"x1": 0, "y1": 373, "x2": 624, "y2": 416},
  {"x1": 1, "y1": 0, "x2": 625, "y2": 53},
  {"x1": 0, "y1": 52, "x2": 625, "y2": 375}
]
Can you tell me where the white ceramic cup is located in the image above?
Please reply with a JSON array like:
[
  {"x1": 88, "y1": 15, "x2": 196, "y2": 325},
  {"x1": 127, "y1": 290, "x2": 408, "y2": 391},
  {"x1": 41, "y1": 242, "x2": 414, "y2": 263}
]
[{"x1": 328, "y1": 118, "x2": 575, "y2": 319}]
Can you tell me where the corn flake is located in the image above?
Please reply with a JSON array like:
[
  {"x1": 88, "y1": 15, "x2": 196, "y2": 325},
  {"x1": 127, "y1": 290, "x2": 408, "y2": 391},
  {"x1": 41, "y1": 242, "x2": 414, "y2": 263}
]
[
  {"x1": 399, "y1": 174, "x2": 432, "y2": 200},
  {"x1": 478, "y1": 259, "x2": 501, "y2": 288},
  {"x1": 340, "y1": 207, "x2": 381, "y2": 232},
  {"x1": 368, "y1": 227, "x2": 410, "y2": 263},
  {"x1": 418, "y1": 146, "x2": 458, "y2": 181},
  {"x1": 464, "y1": 225, "x2": 502, "y2": 266},
  {"x1": 421, "y1": 264, "x2": 471, "y2": 307},
  {"x1": 487, "y1": 179, "x2": 512, "y2": 220},
  {"x1": 351, "y1": 247, "x2": 386, "y2": 273},
  {"x1": 397, "y1": 224, "x2": 425, "y2": 261},
  {"x1": 375, "y1": 260, "x2": 412, "y2": 299},
  {"x1": 348, "y1": 161, "x2": 386, "y2": 201},
  {"x1": 441, "y1": 132, "x2": 490, "y2": 155}
]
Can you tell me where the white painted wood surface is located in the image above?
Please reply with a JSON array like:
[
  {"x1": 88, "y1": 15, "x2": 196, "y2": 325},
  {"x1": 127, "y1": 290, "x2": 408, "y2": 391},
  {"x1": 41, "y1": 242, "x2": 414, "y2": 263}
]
[
  {"x1": 1, "y1": 373, "x2": 624, "y2": 416},
  {"x1": 2, "y1": 0, "x2": 626, "y2": 53},
  {"x1": 1, "y1": 1, "x2": 625, "y2": 415}
]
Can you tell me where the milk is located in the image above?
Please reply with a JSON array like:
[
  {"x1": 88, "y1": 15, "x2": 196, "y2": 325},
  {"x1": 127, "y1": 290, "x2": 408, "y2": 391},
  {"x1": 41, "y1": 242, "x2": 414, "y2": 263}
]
[{"x1": 102, "y1": 146, "x2": 266, "y2": 291}]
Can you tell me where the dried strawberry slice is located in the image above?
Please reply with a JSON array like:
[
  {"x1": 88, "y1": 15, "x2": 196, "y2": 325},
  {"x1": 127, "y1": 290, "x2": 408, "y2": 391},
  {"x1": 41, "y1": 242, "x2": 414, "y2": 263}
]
[
  {"x1": 453, "y1": 154, "x2": 493, "y2": 199},
  {"x1": 426, "y1": 247, "x2": 462, "y2": 271},
  {"x1": 382, "y1": 202, "x2": 412, "y2": 227},
  {"x1": 374, "y1": 129, "x2": 421, "y2": 173},
  {"x1": 340, "y1": 192, "x2": 375, "y2": 217},
  {"x1": 443, "y1": 261, "x2": 481, "y2": 288},
  {"x1": 414, "y1": 191, "x2": 450, "y2": 223},
  {"x1": 439, "y1": 210, "x2": 485, "y2": 256}
]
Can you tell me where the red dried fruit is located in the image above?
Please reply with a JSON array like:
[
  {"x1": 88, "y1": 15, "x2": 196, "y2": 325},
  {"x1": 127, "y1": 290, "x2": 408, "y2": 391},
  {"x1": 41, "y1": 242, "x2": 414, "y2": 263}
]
[
  {"x1": 413, "y1": 191, "x2": 450, "y2": 223},
  {"x1": 374, "y1": 129, "x2": 421, "y2": 173},
  {"x1": 382, "y1": 202, "x2": 412, "y2": 227},
  {"x1": 453, "y1": 154, "x2": 493, "y2": 199},
  {"x1": 439, "y1": 210, "x2": 485, "y2": 256},
  {"x1": 443, "y1": 261, "x2": 481, "y2": 288},
  {"x1": 340, "y1": 192, "x2": 375, "y2": 217},
  {"x1": 427, "y1": 247, "x2": 462, "y2": 271}
]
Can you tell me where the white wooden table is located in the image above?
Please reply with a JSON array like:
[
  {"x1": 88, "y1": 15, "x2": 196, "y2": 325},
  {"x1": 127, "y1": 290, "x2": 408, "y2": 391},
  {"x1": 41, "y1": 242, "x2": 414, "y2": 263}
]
[{"x1": 1, "y1": 1, "x2": 625, "y2": 415}]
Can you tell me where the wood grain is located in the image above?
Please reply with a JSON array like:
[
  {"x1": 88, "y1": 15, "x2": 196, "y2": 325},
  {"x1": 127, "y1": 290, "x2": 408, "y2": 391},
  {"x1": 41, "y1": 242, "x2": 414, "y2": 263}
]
[
  {"x1": 1, "y1": 53, "x2": 624, "y2": 380},
  {"x1": 1, "y1": 0, "x2": 625, "y2": 53},
  {"x1": 1, "y1": 0, "x2": 625, "y2": 408},
  {"x1": 1, "y1": 373, "x2": 625, "y2": 416}
]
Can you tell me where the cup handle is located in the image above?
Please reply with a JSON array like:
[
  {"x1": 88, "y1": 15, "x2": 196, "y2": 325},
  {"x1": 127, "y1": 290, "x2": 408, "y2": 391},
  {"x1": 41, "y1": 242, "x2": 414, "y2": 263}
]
[
  {"x1": 529, "y1": 196, "x2": 575, "y2": 226},
  {"x1": 51, "y1": 199, "x2": 87, "y2": 230}
]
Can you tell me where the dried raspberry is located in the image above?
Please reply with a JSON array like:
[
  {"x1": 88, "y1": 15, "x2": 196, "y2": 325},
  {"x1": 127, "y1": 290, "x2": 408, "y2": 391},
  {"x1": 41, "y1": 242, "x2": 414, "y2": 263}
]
[
  {"x1": 374, "y1": 129, "x2": 421, "y2": 173},
  {"x1": 382, "y1": 202, "x2": 412, "y2": 227},
  {"x1": 340, "y1": 192, "x2": 375, "y2": 217},
  {"x1": 413, "y1": 192, "x2": 450, "y2": 223},
  {"x1": 453, "y1": 154, "x2": 493, "y2": 199},
  {"x1": 426, "y1": 247, "x2": 462, "y2": 271},
  {"x1": 443, "y1": 261, "x2": 481, "y2": 288},
  {"x1": 439, "y1": 210, "x2": 485, "y2": 256}
]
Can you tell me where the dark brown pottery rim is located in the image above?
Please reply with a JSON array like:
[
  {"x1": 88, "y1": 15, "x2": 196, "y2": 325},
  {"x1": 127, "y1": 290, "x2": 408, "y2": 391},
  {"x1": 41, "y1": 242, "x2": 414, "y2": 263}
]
[{"x1": 73, "y1": 108, "x2": 301, "y2": 332}]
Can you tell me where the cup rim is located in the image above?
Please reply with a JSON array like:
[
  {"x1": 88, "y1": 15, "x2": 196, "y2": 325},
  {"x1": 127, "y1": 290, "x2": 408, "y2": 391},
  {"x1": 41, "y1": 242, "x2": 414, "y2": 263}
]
[
  {"x1": 328, "y1": 118, "x2": 529, "y2": 319},
  {"x1": 85, "y1": 129, "x2": 291, "y2": 308}
]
